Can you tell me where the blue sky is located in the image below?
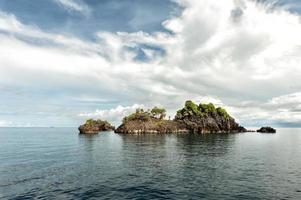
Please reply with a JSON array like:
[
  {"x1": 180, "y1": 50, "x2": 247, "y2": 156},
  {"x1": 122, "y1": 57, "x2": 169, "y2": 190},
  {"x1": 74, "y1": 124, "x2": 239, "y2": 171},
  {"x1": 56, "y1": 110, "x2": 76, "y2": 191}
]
[
  {"x1": 1, "y1": 0, "x2": 301, "y2": 127},
  {"x1": 0, "y1": 0, "x2": 179, "y2": 38}
]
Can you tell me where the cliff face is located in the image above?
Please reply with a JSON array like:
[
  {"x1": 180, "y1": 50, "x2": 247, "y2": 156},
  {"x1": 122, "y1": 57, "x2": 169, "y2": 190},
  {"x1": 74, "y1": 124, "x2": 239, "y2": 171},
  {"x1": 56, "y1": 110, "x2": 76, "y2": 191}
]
[
  {"x1": 115, "y1": 101, "x2": 246, "y2": 134},
  {"x1": 174, "y1": 110, "x2": 246, "y2": 133},
  {"x1": 174, "y1": 101, "x2": 246, "y2": 133},
  {"x1": 79, "y1": 119, "x2": 114, "y2": 134}
]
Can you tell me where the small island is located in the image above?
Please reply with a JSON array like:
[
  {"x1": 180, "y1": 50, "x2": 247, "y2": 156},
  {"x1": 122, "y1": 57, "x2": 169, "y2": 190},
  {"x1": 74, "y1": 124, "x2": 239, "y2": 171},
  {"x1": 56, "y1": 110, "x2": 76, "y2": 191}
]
[
  {"x1": 115, "y1": 106, "x2": 188, "y2": 134},
  {"x1": 115, "y1": 100, "x2": 247, "y2": 134},
  {"x1": 257, "y1": 127, "x2": 276, "y2": 133},
  {"x1": 79, "y1": 101, "x2": 279, "y2": 135},
  {"x1": 79, "y1": 119, "x2": 115, "y2": 134}
]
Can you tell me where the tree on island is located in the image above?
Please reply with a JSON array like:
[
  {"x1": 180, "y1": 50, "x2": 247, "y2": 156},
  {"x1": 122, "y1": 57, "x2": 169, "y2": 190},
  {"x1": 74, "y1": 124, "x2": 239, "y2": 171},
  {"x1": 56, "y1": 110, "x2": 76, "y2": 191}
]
[
  {"x1": 122, "y1": 108, "x2": 150, "y2": 123},
  {"x1": 122, "y1": 101, "x2": 231, "y2": 124},
  {"x1": 122, "y1": 106, "x2": 167, "y2": 123},
  {"x1": 185, "y1": 100, "x2": 199, "y2": 114},
  {"x1": 85, "y1": 119, "x2": 112, "y2": 127},
  {"x1": 150, "y1": 106, "x2": 166, "y2": 120},
  {"x1": 176, "y1": 100, "x2": 230, "y2": 120}
]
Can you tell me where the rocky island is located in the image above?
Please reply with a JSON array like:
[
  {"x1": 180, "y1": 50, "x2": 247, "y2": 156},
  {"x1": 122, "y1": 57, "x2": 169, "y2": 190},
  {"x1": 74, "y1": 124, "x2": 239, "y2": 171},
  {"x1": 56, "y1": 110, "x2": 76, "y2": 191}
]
[
  {"x1": 115, "y1": 100, "x2": 247, "y2": 134},
  {"x1": 79, "y1": 119, "x2": 115, "y2": 134},
  {"x1": 257, "y1": 127, "x2": 276, "y2": 133},
  {"x1": 115, "y1": 107, "x2": 188, "y2": 134}
]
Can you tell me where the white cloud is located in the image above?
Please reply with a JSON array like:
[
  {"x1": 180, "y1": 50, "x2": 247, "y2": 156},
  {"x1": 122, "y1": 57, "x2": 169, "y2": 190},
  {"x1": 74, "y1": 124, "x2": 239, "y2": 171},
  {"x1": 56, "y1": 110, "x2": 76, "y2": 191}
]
[
  {"x1": 1, "y1": 0, "x2": 301, "y2": 126},
  {"x1": 228, "y1": 92, "x2": 301, "y2": 126},
  {"x1": 0, "y1": 120, "x2": 12, "y2": 127},
  {"x1": 78, "y1": 104, "x2": 145, "y2": 125},
  {"x1": 268, "y1": 93, "x2": 301, "y2": 107},
  {"x1": 54, "y1": 0, "x2": 91, "y2": 16},
  {"x1": 266, "y1": 93, "x2": 301, "y2": 123}
]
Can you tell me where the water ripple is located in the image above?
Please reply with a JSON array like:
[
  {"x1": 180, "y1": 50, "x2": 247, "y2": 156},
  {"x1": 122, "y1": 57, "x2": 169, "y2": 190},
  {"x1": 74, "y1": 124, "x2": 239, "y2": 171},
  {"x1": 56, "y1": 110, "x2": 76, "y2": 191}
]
[{"x1": 0, "y1": 128, "x2": 301, "y2": 199}]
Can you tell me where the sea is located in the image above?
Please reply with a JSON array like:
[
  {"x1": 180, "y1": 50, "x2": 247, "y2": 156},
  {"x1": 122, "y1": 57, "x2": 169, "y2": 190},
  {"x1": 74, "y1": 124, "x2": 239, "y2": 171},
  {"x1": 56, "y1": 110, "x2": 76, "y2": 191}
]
[{"x1": 0, "y1": 128, "x2": 300, "y2": 199}]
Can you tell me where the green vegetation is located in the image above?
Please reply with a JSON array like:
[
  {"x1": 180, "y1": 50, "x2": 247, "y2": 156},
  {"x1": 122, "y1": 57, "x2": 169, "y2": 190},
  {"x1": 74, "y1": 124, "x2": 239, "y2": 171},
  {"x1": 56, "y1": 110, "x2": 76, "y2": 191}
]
[
  {"x1": 176, "y1": 100, "x2": 198, "y2": 117},
  {"x1": 216, "y1": 107, "x2": 230, "y2": 120},
  {"x1": 85, "y1": 119, "x2": 111, "y2": 126},
  {"x1": 122, "y1": 106, "x2": 167, "y2": 123},
  {"x1": 198, "y1": 103, "x2": 215, "y2": 113},
  {"x1": 122, "y1": 108, "x2": 151, "y2": 123},
  {"x1": 121, "y1": 101, "x2": 231, "y2": 123},
  {"x1": 150, "y1": 107, "x2": 166, "y2": 120},
  {"x1": 176, "y1": 100, "x2": 230, "y2": 120},
  {"x1": 185, "y1": 100, "x2": 199, "y2": 114},
  {"x1": 86, "y1": 119, "x2": 94, "y2": 125}
]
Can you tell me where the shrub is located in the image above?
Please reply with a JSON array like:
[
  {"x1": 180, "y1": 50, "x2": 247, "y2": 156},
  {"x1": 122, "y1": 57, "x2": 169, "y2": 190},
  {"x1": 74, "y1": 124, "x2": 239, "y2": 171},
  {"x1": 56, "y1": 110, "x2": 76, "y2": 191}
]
[
  {"x1": 175, "y1": 108, "x2": 185, "y2": 119},
  {"x1": 216, "y1": 107, "x2": 230, "y2": 120},
  {"x1": 198, "y1": 103, "x2": 216, "y2": 113},
  {"x1": 185, "y1": 100, "x2": 199, "y2": 114},
  {"x1": 175, "y1": 100, "x2": 201, "y2": 119},
  {"x1": 86, "y1": 119, "x2": 94, "y2": 125},
  {"x1": 122, "y1": 108, "x2": 151, "y2": 123},
  {"x1": 85, "y1": 119, "x2": 112, "y2": 127},
  {"x1": 175, "y1": 100, "x2": 230, "y2": 120}
]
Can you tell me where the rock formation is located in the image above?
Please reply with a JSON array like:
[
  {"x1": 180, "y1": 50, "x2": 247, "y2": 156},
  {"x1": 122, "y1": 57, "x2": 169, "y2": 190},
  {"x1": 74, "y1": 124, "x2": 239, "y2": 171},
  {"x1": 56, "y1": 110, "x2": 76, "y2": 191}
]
[
  {"x1": 115, "y1": 100, "x2": 247, "y2": 134},
  {"x1": 174, "y1": 101, "x2": 246, "y2": 133},
  {"x1": 79, "y1": 119, "x2": 114, "y2": 134},
  {"x1": 114, "y1": 107, "x2": 187, "y2": 134},
  {"x1": 257, "y1": 127, "x2": 276, "y2": 133}
]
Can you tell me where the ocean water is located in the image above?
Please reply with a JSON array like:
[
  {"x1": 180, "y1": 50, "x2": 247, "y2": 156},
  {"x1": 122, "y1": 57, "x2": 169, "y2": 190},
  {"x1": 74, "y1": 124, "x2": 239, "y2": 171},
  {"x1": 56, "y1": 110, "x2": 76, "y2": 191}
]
[{"x1": 0, "y1": 128, "x2": 301, "y2": 200}]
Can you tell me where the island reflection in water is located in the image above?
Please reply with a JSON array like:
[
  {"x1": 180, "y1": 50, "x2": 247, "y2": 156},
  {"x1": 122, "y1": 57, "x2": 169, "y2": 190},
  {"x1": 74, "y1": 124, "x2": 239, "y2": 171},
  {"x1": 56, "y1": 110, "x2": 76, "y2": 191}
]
[{"x1": 0, "y1": 128, "x2": 300, "y2": 199}]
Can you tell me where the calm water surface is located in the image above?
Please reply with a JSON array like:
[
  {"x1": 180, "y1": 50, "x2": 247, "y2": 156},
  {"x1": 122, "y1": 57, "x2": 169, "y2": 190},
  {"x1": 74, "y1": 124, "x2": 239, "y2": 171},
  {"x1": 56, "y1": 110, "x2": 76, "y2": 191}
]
[{"x1": 0, "y1": 128, "x2": 301, "y2": 199}]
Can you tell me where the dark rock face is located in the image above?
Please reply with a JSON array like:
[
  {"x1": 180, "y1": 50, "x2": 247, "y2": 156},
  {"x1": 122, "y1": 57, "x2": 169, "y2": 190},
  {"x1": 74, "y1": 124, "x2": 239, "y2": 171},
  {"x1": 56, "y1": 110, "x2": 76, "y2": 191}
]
[
  {"x1": 79, "y1": 119, "x2": 114, "y2": 134},
  {"x1": 174, "y1": 113, "x2": 246, "y2": 134},
  {"x1": 174, "y1": 102, "x2": 246, "y2": 134},
  {"x1": 257, "y1": 127, "x2": 276, "y2": 133},
  {"x1": 115, "y1": 101, "x2": 247, "y2": 134}
]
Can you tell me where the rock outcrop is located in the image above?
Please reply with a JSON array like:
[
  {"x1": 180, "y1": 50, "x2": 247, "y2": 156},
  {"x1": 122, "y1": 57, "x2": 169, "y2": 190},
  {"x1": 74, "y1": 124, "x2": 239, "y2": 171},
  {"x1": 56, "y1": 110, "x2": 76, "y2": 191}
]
[
  {"x1": 115, "y1": 100, "x2": 247, "y2": 134},
  {"x1": 257, "y1": 127, "x2": 276, "y2": 133},
  {"x1": 174, "y1": 101, "x2": 246, "y2": 133},
  {"x1": 79, "y1": 119, "x2": 114, "y2": 134}
]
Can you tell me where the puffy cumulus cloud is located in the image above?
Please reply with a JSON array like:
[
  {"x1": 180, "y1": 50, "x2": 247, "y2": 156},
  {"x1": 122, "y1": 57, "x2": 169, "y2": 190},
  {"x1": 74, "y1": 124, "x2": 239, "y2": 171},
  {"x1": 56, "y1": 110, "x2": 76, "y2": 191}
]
[
  {"x1": 78, "y1": 104, "x2": 145, "y2": 125},
  {"x1": 163, "y1": 0, "x2": 301, "y2": 97},
  {"x1": 1, "y1": 0, "x2": 301, "y2": 126}
]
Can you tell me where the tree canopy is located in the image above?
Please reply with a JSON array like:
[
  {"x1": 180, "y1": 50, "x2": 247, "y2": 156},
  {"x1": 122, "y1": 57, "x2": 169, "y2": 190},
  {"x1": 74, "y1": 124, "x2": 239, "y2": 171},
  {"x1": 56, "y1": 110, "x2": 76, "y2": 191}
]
[
  {"x1": 122, "y1": 106, "x2": 167, "y2": 123},
  {"x1": 150, "y1": 106, "x2": 166, "y2": 119},
  {"x1": 176, "y1": 100, "x2": 230, "y2": 120},
  {"x1": 121, "y1": 101, "x2": 231, "y2": 123},
  {"x1": 85, "y1": 119, "x2": 112, "y2": 126}
]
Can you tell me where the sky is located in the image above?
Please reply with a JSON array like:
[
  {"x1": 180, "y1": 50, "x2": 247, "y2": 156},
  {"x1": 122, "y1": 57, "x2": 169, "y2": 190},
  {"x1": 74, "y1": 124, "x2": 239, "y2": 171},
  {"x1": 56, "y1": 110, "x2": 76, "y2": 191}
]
[{"x1": 1, "y1": 0, "x2": 301, "y2": 127}]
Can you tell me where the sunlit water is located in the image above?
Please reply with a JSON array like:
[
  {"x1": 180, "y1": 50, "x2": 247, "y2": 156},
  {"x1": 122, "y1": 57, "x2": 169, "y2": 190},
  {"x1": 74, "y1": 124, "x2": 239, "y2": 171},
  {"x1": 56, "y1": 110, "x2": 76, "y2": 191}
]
[{"x1": 0, "y1": 128, "x2": 301, "y2": 199}]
